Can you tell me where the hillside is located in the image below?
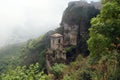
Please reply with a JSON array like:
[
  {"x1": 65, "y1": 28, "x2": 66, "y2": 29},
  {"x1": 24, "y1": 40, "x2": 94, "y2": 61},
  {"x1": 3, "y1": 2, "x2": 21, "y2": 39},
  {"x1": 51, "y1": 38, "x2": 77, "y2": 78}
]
[
  {"x1": 0, "y1": 43, "x2": 25, "y2": 72},
  {"x1": 0, "y1": 29, "x2": 61, "y2": 72},
  {"x1": 0, "y1": 0, "x2": 120, "y2": 80},
  {"x1": 0, "y1": 0, "x2": 100, "y2": 75}
]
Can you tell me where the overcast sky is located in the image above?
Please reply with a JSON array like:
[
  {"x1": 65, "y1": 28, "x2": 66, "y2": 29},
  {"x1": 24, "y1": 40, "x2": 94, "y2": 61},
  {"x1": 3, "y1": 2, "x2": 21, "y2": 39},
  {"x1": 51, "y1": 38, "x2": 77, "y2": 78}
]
[{"x1": 0, "y1": 0, "x2": 100, "y2": 46}]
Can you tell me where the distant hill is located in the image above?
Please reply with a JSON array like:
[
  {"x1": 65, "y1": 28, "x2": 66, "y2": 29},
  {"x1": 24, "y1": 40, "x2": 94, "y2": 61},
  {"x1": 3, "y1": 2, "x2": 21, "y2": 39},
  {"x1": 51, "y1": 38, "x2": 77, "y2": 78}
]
[
  {"x1": 0, "y1": 27, "x2": 43, "y2": 48},
  {"x1": 0, "y1": 43, "x2": 25, "y2": 72}
]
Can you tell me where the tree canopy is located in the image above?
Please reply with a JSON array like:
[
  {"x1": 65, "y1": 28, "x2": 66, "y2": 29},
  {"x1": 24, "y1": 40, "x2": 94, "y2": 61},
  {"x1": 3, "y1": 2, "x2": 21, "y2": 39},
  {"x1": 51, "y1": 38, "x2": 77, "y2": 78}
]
[{"x1": 88, "y1": 0, "x2": 120, "y2": 79}]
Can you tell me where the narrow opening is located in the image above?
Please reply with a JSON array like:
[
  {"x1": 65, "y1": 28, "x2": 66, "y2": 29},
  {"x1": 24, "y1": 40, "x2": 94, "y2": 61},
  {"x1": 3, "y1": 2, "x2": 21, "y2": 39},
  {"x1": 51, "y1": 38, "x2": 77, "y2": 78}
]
[{"x1": 58, "y1": 39, "x2": 61, "y2": 43}]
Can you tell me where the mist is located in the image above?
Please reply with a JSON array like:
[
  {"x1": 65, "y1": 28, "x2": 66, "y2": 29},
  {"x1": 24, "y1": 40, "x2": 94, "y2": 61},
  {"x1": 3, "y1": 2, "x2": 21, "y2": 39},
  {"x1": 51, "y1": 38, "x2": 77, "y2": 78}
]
[{"x1": 0, "y1": 0, "x2": 100, "y2": 47}]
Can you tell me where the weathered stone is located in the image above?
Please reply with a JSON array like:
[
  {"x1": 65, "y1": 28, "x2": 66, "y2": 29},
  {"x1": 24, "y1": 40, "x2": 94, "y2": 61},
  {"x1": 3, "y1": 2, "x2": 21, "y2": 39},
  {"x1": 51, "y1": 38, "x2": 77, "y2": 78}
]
[{"x1": 63, "y1": 23, "x2": 78, "y2": 46}]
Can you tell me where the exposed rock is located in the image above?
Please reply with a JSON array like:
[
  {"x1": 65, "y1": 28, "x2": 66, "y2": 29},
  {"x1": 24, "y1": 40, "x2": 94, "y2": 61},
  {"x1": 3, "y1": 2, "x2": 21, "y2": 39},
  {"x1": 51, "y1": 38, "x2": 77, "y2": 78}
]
[
  {"x1": 63, "y1": 23, "x2": 78, "y2": 46},
  {"x1": 61, "y1": 1, "x2": 100, "y2": 57}
]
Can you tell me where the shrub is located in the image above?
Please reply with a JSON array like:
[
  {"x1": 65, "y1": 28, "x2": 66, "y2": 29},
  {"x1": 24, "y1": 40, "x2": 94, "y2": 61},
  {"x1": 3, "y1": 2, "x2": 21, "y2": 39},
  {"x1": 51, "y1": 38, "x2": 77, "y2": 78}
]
[{"x1": 50, "y1": 63, "x2": 66, "y2": 79}]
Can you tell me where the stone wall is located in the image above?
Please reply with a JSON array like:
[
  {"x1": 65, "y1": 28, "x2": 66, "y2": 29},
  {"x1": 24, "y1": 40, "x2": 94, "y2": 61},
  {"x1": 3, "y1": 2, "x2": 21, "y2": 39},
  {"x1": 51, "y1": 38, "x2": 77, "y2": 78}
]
[
  {"x1": 51, "y1": 37, "x2": 63, "y2": 50},
  {"x1": 46, "y1": 49, "x2": 66, "y2": 74}
]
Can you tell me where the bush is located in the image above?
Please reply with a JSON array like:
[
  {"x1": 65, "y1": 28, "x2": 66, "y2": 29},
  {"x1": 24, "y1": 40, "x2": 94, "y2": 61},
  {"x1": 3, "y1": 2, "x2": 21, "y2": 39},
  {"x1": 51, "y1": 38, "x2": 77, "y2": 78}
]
[
  {"x1": 0, "y1": 63, "x2": 50, "y2": 80},
  {"x1": 50, "y1": 63, "x2": 66, "y2": 79}
]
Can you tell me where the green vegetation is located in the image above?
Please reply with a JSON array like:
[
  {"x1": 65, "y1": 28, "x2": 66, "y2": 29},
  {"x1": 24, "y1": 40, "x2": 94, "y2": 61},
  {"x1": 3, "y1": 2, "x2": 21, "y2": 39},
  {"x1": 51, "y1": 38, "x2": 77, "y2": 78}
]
[
  {"x1": 65, "y1": 46, "x2": 76, "y2": 53},
  {"x1": 87, "y1": 0, "x2": 120, "y2": 79},
  {"x1": 0, "y1": 43, "x2": 25, "y2": 72},
  {"x1": 50, "y1": 63, "x2": 66, "y2": 79},
  {"x1": 22, "y1": 31, "x2": 54, "y2": 68},
  {"x1": 22, "y1": 29, "x2": 63, "y2": 68},
  {"x1": 63, "y1": 55, "x2": 91, "y2": 80},
  {"x1": 0, "y1": 63, "x2": 49, "y2": 80}
]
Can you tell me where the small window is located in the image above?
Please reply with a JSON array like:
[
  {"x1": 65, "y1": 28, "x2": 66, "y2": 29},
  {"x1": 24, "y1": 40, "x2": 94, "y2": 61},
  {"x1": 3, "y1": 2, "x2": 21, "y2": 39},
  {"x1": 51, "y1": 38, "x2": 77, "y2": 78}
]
[{"x1": 58, "y1": 39, "x2": 61, "y2": 43}]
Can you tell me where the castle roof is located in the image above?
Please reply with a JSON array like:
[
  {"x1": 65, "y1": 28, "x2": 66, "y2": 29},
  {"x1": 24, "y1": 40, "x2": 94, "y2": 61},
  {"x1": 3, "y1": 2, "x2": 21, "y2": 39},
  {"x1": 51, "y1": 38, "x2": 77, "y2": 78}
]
[{"x1": 50, "y1": 33, "x2": 63, "y2": 38}]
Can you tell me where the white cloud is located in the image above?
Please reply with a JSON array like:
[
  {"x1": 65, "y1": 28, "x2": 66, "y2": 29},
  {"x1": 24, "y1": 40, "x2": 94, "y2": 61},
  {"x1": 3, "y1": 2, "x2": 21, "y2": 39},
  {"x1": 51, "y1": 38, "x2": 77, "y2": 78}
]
[{"x1": 0, "y1": 0, "x2": 100, "y2": 46}]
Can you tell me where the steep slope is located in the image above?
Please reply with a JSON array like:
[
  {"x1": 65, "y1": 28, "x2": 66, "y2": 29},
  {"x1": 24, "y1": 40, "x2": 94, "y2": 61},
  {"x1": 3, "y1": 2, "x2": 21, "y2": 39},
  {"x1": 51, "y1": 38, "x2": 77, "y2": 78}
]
[
  {"x1": 22, "y1": 30, "x2": 55, "y2": 68},
  {"x1": 0, "y1": 27, "x2": 63, "y2": 72}
]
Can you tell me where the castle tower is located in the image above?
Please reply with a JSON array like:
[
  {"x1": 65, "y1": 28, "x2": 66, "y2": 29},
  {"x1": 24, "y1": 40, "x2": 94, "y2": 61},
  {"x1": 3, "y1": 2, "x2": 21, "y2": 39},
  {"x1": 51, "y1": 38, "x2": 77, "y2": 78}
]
[
  {"x1": 50, "y1": 33, "x2": 63, "y2": 50},
  {"x1": 46, "y1": 33, "x2": 66, "y2": 74}
]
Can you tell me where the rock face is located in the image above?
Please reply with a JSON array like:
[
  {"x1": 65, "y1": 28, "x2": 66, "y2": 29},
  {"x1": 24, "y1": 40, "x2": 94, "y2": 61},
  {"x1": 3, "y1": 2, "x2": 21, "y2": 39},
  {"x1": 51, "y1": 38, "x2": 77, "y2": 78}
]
[
  {"x1": 61, "y1": 1, "x2": 100, "y2": 56},
  {"x1": 68, "y1": 1, "x2": 90, "y2": 7},
  {"x1": 63, "y1": 23, "x2": 78, "y2": 46}
]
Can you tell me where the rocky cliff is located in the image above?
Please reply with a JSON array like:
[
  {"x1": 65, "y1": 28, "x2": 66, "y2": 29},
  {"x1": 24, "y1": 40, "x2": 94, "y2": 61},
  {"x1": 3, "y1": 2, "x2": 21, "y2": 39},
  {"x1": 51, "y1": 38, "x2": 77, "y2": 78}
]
[{"x1": 60, "y1": 1, "x2": 100, "y2": 57}]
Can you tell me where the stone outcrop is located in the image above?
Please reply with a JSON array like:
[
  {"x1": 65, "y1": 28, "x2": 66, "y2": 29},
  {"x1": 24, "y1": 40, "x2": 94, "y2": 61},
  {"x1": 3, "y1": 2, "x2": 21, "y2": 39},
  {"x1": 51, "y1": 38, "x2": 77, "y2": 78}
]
[{"x1": 61, "y1": 1, "x2": 100, "y2": 56}]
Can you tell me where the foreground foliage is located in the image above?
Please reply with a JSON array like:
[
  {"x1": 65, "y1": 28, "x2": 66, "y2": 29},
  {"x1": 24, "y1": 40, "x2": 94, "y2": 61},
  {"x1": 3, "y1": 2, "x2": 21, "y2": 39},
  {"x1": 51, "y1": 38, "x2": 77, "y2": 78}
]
[
  {"x1": 87, "y1": 0, "x2": 120, "y2": 80},
  {"x1": 0, "y1": 63, "x2": 49, "y2": 80},
  {"x1": 50, "y1": 63, "x2": 66, "y2": 79}
]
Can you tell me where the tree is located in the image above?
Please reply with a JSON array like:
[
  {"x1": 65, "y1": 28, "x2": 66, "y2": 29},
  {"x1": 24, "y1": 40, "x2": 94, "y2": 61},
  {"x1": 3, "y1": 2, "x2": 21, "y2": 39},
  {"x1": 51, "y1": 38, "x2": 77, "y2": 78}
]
[
  {"x1": 50, "y1": 63, "x2": 66, "y2": 79},
  {"x1": 87, "y1": 0, "x2": 120, "y2": 79}
]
